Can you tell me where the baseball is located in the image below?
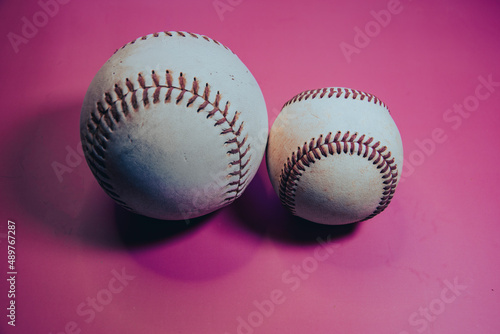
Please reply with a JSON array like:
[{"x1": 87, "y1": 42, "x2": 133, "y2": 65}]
[
  {"x1": 267, "y1": 88, "x2": 403, "y2": 225},
  {"x1": 80, "y1": 31, "x2": 268, "y2": 220}
]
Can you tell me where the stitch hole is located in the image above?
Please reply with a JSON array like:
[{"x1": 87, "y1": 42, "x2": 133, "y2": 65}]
[
  {"x1": 104, "y1": 93, "x2": 113, "y2": 106},
  {"x1": 137, "y1": 73, "x2": 146, "y2": 89},
  {"x1": 191, "y1": 77, "x2": 199, "y2": 95},
  {"x1": 125, "y1": 78, "x2": 134, "y2": 92},
  {"x1": 151, "y1": 70, "x2": 160, "y2": 87},
  {"x1": 114, "y1": 84, "x2": 124, "y2": 99},
  {"x1": 87, "y1": 123, "x2": 96, "y2": 133}
]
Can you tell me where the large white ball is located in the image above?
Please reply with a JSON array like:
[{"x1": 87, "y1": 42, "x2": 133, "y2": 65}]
[
  {"x1": 81, "y1": 31, "x2": 268, "y2": 220},
  {"x1": 267, "y1": 88, "x2": 403, "y2": 225}
]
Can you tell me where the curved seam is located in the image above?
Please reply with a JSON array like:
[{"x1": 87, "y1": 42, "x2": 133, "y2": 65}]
[
  {"x1": 115, "y1": 31, "x2": 233, "y2": 54},
  {"x1": 278, "y1": 131, "x2": 399, "y2": 222},
  {"x1": 282, "y1": 87, "x2": 389, "y2": 111},
  {"x1": 82, "y1": 70, "x2": 250, "y2": 211}
]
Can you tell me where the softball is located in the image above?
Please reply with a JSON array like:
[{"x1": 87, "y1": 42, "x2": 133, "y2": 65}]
[{"x1": 80, "y1": 31, "x2": 268, "y2": 220}]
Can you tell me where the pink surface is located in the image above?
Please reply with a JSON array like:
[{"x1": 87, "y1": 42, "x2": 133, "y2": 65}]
[{"x1": 1, "y1": 0, "x2": 499, "y2": 333}]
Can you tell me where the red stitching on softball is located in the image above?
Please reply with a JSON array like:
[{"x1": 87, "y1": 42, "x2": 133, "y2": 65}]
[
  {"x1": 115, "y1": 31, "x2": 233, "y2": 54},
  {"x1": 83, "y1": 69, "x2": 250, "y2": 210},
  {"x1": 278, "y1": 131, "x2": 399, "y2": 222}
]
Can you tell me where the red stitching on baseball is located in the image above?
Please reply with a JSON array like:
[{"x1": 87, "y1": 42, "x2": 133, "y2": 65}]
[
  {"x1": 83, "y1": 69, "x2": 251, "y2": 210},
  {"x1": 282, "y1": 88, "x2": 389, "y2": 110},
  {"x1": 278, "y1": 131, "x2": 399, "y2": 222}
]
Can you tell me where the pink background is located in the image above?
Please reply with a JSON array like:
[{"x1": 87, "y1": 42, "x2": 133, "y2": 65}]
[{"x1": 1, "y1": 0, "x2": 499, "y2": 333}]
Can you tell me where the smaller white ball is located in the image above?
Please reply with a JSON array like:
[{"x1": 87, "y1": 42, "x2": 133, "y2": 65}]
[{"x1": 267, "y1": 87, "x2": 403, "y2": 225}]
